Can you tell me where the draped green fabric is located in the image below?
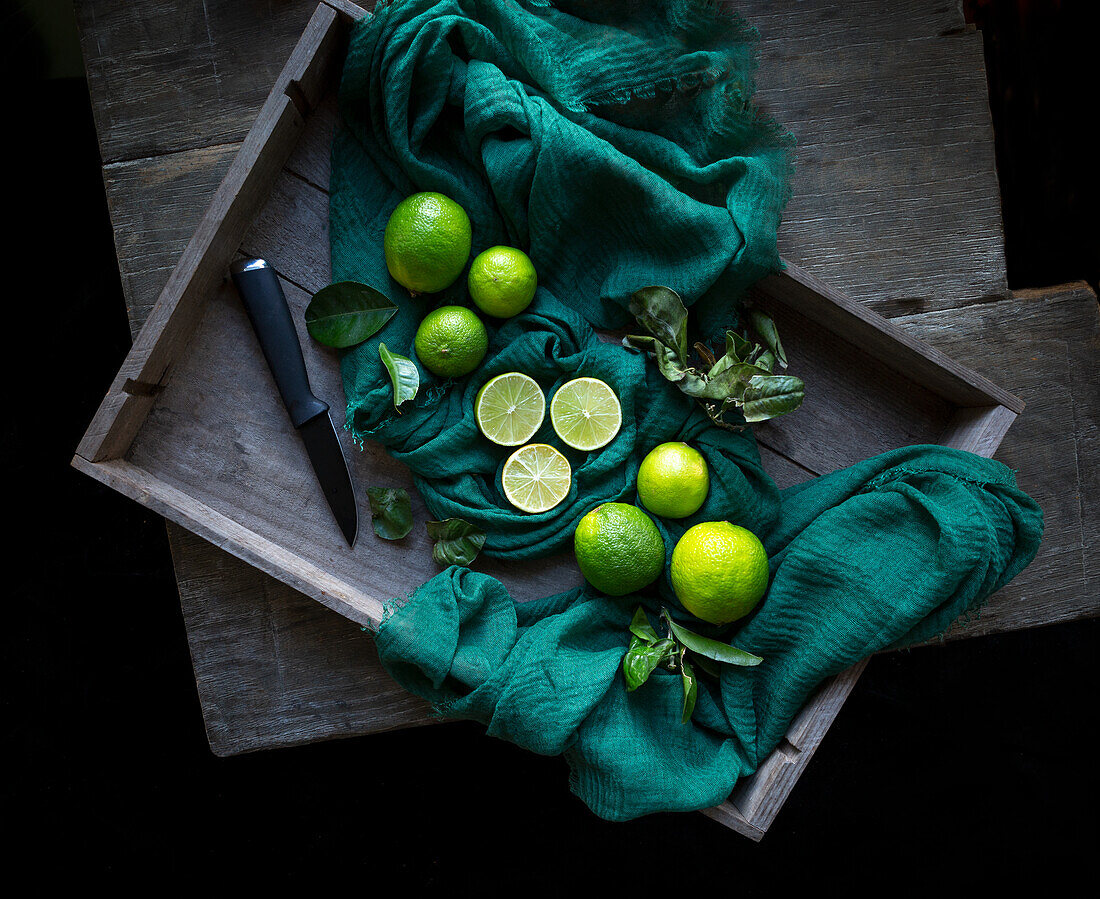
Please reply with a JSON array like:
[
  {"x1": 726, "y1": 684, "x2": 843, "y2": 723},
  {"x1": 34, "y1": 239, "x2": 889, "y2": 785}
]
[{"x1": 328, "y1": 0, "x2": 1044, "y2": 821}]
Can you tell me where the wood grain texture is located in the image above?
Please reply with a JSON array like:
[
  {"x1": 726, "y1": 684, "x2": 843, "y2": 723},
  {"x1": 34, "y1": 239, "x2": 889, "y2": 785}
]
[
  {"x1": 74, "y1": 0, "x2": 320, "y2": 163},
  {"x1": 757, "y1": 30, "x2": 1010, "y2": 317},
  {"x1": 898, "y1": 283, "x2": 1100, "y2": 640},
  {"x1": 75, "y1": 3, "x2": 345, "y2": 465}
]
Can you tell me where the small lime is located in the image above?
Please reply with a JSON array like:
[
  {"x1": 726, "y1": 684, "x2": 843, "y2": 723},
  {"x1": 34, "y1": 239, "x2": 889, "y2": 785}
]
[
  {"x1": 549, "y1": 377, "x2": 622, "y2": 451},
  {"x1": 637, "y1": 442, "x2": 710, "y2": 519},
  {"x1": 468, "y1": 246, "x2": 537, "y2": 318},
  {"x1": 414, "y1": 306, "x2": 488, "y2": 378}
]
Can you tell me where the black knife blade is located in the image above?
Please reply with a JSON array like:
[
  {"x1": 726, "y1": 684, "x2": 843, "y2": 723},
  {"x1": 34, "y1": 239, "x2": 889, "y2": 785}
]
[{"x1": 230, "y1": 257, "x2": 358, "y2": 547}]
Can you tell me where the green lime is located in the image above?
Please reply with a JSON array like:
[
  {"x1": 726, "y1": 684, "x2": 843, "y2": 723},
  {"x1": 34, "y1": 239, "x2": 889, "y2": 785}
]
[
  {"x1": 549, "y1": 377, "x2": 622, "y2": 451},
  {"x1": 636, "y1": 442, "x2": 710, "y2": 519},
  {"x1": 670, "y1": 522, "x2": 769, "y2": 625},
  {"x1": 501, "y1": 443, "x2": 572, "y2": 514},
  {"x1": 475, "y1": 372, "x2": 545, "y2": 446},
  {"x1": 414, "y1": 306, "x2": 488, "y2": 378},
  {"x1": 468, "y1": 246, "x2": 537, "y2": 318},
  {"x1": 573, "y1": 502, "x2": 664, "y2": 596},
  {"x1": 384, "y1": 192, "x2": 472, "y2": 294}
]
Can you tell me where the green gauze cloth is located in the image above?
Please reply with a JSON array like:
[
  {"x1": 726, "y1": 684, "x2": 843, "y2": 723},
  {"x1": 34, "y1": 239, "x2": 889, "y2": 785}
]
[{"x1": 328, "y1": 0, "x2": 1044, "y2": 821}]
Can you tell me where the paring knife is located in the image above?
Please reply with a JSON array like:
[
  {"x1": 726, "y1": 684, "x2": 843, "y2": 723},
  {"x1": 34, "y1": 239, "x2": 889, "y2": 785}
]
[{"x1": 230, "y1": 258, "x2": 358, "y2": 548}]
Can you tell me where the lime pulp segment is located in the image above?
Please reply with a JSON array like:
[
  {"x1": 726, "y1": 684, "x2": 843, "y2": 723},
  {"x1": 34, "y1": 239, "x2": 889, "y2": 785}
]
[
  {"x1": 550, "y1": 377, "x2": 622, "y2": 451},
  {"x1": 501, "y1": 443, "x2": 572, "y2": 513},
  {"x1": 475, "y1": 373, "x2": 546, "y2": 446}
]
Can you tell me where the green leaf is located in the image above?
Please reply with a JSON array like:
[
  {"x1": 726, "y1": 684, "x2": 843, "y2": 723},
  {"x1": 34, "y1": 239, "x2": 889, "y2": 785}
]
[
  {"x1": 629, "y1": 286, "x2": 689, "y2": 363},
  {"x1": 665, "y1": 615, "x2": 763, "y2": 667},
  {"x1": 680, "y1": 655, "x2": 698, "y2": 723},
  {"x1": 652, "y1": 342, "x2": 695, "y2": 383},
  {"x1": 692, "y1": 653, "x2": 721, "y2": 679},
  {"x1": 426, "y1": 518, "x2": 487, "y2": 567},
  {"x1": 725, "y1": 329, "x2": 753, "y2": 363},
  {"x1": 628, "y1": 606, "x2": 660, "y2": 644},
  {"x1": 680, "y1": 361, "x2": 760, "y2": 402},
  {"x1": 365, "y1": 487, "x2": 413, "y2": 540},
  {"x1": 623, "y1": 636, "x2": 676, "y2": 691},
  {"x1": 305, "y1": 281, "x2": 397, "y2": 348},
  {"x1": 378, "y1": 343, "x2": 419, "y2": 410},
  {"x1": 741, "y1": 374, "x2": 805, "y2": 423},
  {"x1": 748, "y1": 310, "x2": 788, "y2": 368}
]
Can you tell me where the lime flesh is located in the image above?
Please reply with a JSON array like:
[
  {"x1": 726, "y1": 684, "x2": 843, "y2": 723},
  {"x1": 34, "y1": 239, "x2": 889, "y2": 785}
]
[
  {"x1": 550, "y1": 377, "x2": 622, "y2": 451},
  {"x1": 502, "y1": 443, "x2": 571, "y2": 513},
  {"x1": 475, "y1": 373, "x2": 546, "y2": 446}
]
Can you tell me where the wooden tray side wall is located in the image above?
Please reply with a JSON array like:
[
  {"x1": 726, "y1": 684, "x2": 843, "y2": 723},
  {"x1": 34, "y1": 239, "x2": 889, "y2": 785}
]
[
  {"x1": 75, "y1": 3, "x2": 348, "y2": 465},
  {"x1": 72, "y1": 1, "x2": 1023, "y2": 842}
]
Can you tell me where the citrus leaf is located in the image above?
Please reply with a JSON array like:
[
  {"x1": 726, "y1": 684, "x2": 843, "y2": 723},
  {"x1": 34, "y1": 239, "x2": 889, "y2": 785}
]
[
  {"x1": 629, "y1": 286, "x2": 689, "y2": 363},
  {"x1": 304, "y1": 281, "x2": 397, "y2": 348},
  {"x1": 426, "y1": 518, "x2": 486, "y2": 567},
  {"x1": 692, "y1": 653, "x2": 721, "y2": 679},
  {"x1": 623, "y1": 636, "x2": 676, "y2": 691},
  {"x1": 365, "y1": 487, "x2": 413, "y2": 540},
  {"x1": 741, "y1": 374, "x2": 805, "y2": 423},
  {"x1": 665, "y1": 615, "x2": 763, "y2": 667},
  {"x1": 628, "y1": 606, "x2": 660, "y2": 644},
  {"x1": 680, "y1": 361, "x2": 760, "y2": 402},
  {"x1": 379, "y1": 342, "x2": 419, "y2": 410},
  {"x1": 726, "y1": 329, "x2": 753, "y2": 363},
  {"x1": 748, "y1": 310, "x2": 788, "y2": 368},
  {"x1": 680, "y1": 656, "x2": 698, "y2": 723}
]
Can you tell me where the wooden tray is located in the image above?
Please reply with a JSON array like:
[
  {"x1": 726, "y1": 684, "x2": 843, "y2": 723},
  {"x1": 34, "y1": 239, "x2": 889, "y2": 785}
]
[{"x1": 72, "y1": 1, "x2": 1024, "y2": 840}]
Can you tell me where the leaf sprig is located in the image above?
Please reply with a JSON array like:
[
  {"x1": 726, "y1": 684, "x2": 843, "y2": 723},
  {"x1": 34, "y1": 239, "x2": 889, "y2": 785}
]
[
  {"x1": 623, "y1": 606, "x2": 763, "y2": 723},
  {"x1": 624, "y1": 286, "x2": 804, "y2": 430},
  {"x1": 365, "y1": 487, "x2": 487, "y2": 567}
]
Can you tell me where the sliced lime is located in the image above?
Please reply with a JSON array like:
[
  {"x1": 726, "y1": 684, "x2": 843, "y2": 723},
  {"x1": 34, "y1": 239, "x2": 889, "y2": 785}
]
[
  {"x1": 475, "y1": 372, "x2": 546, "y2": 446},
  {"x1": 549, "y1": 377, "x2": 622, "y2": 451},
  {"x1": 501, "y1": 443, "x2": 572, "y2": 513}
]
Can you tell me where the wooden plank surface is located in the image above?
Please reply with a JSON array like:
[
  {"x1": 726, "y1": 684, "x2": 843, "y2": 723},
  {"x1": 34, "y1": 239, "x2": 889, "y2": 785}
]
[
  {"x1": 73, "y1": 0, "x2": 1097, "y2": 774},
  {"x1": 899, "y1": 282, "x2": 1100, "y2": 640}
]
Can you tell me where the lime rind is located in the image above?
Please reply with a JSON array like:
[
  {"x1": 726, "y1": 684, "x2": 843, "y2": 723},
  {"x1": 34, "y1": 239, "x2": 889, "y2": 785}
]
[
  {"x1": 475, "y1": 373, "x2": 546, "y2": 446},
  {"x1": 550, "y1": 377, "x2": 622, "y2": 451},
  {"x1": 502, "y1": 443, "x2": 572, "y2": 513}
]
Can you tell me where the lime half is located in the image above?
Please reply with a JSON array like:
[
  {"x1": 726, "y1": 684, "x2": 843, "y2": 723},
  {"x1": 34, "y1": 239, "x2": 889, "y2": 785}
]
[
  {"x1": 550, "y1": 377, "x2": 622, "y2": 451},
  {"x1": 501, "y1": 443, "x2": 572, "y2": 513},
  {"x1": 475, "y1": 373, "x2": 546, "y2": 446}
]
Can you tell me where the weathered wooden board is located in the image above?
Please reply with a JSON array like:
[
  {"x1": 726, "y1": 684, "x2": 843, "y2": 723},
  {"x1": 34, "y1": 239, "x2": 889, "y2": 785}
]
[{"x1": 898, "y1": 283, "x2": 1100, "y2": 639}]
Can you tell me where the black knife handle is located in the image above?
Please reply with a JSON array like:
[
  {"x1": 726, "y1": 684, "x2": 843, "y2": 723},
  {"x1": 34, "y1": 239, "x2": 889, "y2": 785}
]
[{"x1": 230, "y1": 258, "x2": 328, "y2": 429}]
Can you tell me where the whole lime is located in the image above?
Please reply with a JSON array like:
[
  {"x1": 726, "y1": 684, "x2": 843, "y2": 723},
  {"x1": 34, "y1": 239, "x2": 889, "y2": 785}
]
[
  {"x1": 414, "y1": 306, "x2": 488, "y2": 378},
  {"x1": 636, "y1": 442, "x2": 709, "y2": 519},
  {"x1": 670, "y1": 522, "x2": 769, "y2": 625},
  {"x1": 384, "y1": 192, "x2": 472, "y2": 294},
  {"x1": 573, "y1": 502, "x2": 665, "y2": 596},
  {"x1": 468, "y1": 246, "x2": 537, "y2": 318}
]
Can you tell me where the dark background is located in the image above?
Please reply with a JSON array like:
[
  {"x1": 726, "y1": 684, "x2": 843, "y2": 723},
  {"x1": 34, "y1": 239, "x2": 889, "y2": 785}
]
[{"x1": 5, "y1": 0, "x2": 1096, "y2": 889}]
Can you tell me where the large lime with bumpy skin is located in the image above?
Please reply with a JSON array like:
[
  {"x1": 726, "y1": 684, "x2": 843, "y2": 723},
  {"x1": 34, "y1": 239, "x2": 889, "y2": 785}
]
[
  {"x1": 670, "y1": 522, "x2": 769, "y2": 624},
  {"x1": 573, "y1": 502, "x2": 665, "y2": 596},
  {"x1": 384, "y1": 192, "x2": 472, "y2": 294}
]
